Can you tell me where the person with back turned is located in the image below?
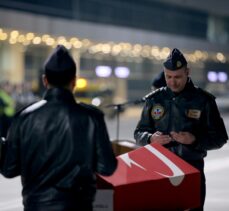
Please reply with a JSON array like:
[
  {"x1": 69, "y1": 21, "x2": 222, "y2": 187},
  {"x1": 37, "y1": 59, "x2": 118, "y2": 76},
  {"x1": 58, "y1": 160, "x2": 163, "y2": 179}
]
[
  {"x1": 0, "y1": 45, "x2": 117, "y2": 211},
  {"x1": 134, "y1": 48, "x2": 228, "y2": 211}
]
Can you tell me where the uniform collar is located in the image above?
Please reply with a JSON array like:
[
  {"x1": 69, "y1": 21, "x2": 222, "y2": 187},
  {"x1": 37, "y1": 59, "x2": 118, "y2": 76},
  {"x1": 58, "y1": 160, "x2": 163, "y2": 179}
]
[{"x1": 43, "y1": 88, "x2": 76, "y2": 104}]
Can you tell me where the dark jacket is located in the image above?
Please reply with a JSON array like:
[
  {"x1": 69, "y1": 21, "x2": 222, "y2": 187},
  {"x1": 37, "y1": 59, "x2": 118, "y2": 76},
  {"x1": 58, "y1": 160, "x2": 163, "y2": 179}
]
[
  {"x1": 0, "y1": 88, "x2": 117, "y2": 209},
  {"x1": 134, "y1": 79, "x2": 228, "y2": 161}
]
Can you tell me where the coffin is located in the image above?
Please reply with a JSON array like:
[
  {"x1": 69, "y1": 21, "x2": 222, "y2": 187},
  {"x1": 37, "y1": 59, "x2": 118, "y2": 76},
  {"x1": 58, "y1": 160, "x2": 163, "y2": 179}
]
[{"x1": 94, "y1": 143, "x2": 200, "y2": 211}]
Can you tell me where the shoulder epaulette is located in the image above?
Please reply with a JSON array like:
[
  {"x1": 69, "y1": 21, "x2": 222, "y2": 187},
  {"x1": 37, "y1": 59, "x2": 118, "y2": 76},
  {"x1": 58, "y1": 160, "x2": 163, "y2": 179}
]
[
  {"x1": 20, "y1": 100, "x2": 47, "y2": 116},
  {"x1": 144, "y1": 87, "x2": 166, "y2": 100}
]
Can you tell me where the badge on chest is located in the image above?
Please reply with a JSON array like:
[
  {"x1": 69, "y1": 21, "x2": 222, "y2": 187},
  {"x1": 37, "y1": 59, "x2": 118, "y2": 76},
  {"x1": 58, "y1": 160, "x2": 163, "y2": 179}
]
[
  {"x1": 187, "y1": 109, "x2": 201, "y2": 119},
  {"x1": 151, "y1": 104, "x2": 165, "y2": 120}
]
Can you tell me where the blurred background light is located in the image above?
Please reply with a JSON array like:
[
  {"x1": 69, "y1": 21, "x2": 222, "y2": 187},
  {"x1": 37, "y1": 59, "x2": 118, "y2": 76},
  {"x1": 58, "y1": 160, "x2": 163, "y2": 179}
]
[
  {"x1": 207, "y1": 71, "x2": 218, "y2": 82},
  {"x1": 92, "y1": 97, "x2": 101, "y2": 106},
  {"x1": 114, "y1": 66, "x2": 130, "y2": 78},
  {"x1": 76, "y1": 78, "x2": 87, "y2": 89},
  {"x1": 218, "y1": 72, "x2": 228, "y2": 82},
  {"x1": 207, "y1": 71, "x2": 228, "y2": 82},
  {"x1": 95, "y1": 66, "x2": 112, "y2": 77}
]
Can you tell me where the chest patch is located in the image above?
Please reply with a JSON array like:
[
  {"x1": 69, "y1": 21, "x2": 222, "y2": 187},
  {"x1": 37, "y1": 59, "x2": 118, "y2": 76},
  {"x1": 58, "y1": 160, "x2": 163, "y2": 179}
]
[
  {"x1": 187, "y1": 109, "x2": 201, "y2": 119},
  {"x1": 151, "y1": 104, "x2": 165, "y2": 120}
]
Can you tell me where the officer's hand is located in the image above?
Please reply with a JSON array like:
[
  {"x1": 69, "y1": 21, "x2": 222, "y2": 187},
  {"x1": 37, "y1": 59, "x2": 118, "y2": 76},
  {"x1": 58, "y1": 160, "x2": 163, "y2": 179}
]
[
  {"x1": 170, "y1": 131, "x2": 196, "y2": 145},
  {"x1": 150, "y1": 131, "x2": 172, "y2": 145}
]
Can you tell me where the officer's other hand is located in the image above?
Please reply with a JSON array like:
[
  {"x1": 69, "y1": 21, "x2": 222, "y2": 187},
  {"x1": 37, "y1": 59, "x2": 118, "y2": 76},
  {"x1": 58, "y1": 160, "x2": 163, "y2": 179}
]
[
  {"x1": 150, "y1": 131, "x2": 172, "y2": 145},
  {"x1": 170, "y1": 131, "x2": 195, "y2": 145}
]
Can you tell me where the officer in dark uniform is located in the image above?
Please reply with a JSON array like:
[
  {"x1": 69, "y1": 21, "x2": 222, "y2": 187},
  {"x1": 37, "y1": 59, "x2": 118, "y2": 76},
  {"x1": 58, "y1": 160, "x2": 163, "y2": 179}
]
[
  {"x1": 134, "y1": 48, "x2": 228, "y2": 211},
  {"x1": 0, "y1": 45, "x2": 117, "y2": 211}
]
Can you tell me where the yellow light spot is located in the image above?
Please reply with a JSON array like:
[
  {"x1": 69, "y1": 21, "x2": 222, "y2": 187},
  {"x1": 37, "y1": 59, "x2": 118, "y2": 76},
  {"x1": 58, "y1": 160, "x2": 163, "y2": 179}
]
[
  {"x1": 216, "y1": 52, "x2": 226, "y2": 62},
  {"x1": 26, "y1": 32, "x2": 34, "y2": 40},
  {"x1": 33, "y1": 37, "x2": 41, "y2": 44},
  {"x1": 0, "y1": 33, "x2": 7, "y2": 40},
  {"x1": 18, "y1": 35, "x2": 26, "y2": 43},
  {"x1": 76, "y1": 78, "x2": 87, "y2": 89},
  {"x1": 10, "y1": 30, "x2": 19, "y2": 38},
  {"x1": 42, "y1": 34, "x2": 50, "y2": 42}
]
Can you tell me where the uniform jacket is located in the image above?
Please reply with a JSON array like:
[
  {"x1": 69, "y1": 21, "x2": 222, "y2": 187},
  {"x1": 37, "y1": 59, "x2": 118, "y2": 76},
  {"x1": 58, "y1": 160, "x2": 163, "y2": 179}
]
[
  {"x1": 0, "y1": 88, "x2": 117, "y2": 208},
  {"x1": 134, "y1": 79, "x2": 228, "y2": 161}
]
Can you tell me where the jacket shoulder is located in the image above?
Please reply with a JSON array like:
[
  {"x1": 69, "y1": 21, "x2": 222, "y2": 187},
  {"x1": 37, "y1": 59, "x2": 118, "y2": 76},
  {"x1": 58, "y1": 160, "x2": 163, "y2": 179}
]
[
  {"x1": 196, "y1": 87, "x2": 216, "y2": 100},
  {"x1": 78, "y1": 102, "x2": 104, "y2": 116},
  {"x1": 144, "y1": 87, "x2": 166, "y2": 100},
  {"x1": 19, "y1": 100, "x2": 47, "y2": 116}
]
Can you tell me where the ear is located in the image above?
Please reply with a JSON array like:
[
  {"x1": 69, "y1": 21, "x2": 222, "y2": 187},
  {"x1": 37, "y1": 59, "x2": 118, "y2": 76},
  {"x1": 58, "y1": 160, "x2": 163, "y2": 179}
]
[
  {"x1": 70, "y1": 76, "x2": 76, "y2": 91},
  {"x1": 42, "y1": 74, "x2": 49, "y2": 88},
  {"x1": 186, "y1": 67, "x2": 190, "y2": 76}
]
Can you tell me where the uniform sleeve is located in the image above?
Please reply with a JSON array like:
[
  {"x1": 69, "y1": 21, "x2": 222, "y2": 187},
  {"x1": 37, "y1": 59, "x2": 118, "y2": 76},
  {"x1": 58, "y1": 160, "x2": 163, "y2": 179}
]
[
  {"x1": 134, "y1": 101, "x2": 155, "y2": 146},
  {"x1": 195, "y1": 98, "x2": 228, "y2": 151},
  {"x1": 95, "y1": 114, "x2": 117, "y2": 176},
  {"x1": 0, "y1": 116, "x2": 21, "y2": 178}
]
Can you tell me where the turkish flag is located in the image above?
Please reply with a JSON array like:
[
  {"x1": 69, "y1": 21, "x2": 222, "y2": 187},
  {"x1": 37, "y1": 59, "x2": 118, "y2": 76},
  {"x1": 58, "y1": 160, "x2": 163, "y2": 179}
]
[{"x1": 96, "y1": 143, "x2": 200, "y2": 211}]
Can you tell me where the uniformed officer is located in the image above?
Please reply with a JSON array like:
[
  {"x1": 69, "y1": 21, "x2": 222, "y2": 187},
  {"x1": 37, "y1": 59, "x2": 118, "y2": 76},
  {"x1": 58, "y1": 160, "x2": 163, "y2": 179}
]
[
  {"x1": 0, "y1": 45, "x2": 117, "y2": 211},
  {"x1": 134, "y1": 48, "x2": 228, "y2": 211}
]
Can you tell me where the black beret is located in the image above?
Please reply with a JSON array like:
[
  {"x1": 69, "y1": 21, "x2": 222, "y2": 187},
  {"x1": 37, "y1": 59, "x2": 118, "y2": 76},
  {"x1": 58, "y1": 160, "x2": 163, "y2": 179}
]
[
  {"x1": 44, "y1": 45, "x2": 76, "y2": 75},
  {"x1": 163, "y1": 48, "x2": 187, "y2": 70}
]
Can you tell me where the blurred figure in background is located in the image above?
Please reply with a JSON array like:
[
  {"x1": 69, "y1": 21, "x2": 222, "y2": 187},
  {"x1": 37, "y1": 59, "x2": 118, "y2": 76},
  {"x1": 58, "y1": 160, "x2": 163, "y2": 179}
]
[
  {"x1": 134, "y1": 48, "x2": 228, "y2": 211},
  {"x1": 11, "y1": 82, "x2": 40, "y2": 112},
  {"x1": 0, "y1": 83, "x2": 15, "y2": 137},
  {"x1": 0, "y1": 45, "x2": 117, "y2": 211},
  {"x1": 151, "y1": 71, "x2": 166, "y2": 90},
  {"x1": 0, "y1": 97, "x2": 7, "y2": 137}
]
